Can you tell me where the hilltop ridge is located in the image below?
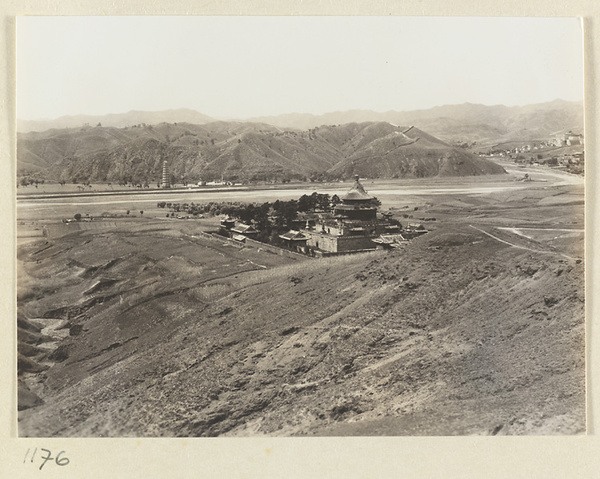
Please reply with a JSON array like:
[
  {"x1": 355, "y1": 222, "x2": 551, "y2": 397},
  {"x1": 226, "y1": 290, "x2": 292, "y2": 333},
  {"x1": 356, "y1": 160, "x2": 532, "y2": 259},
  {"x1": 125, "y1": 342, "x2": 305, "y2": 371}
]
[
  {"x1": 17, "y1": 121, "x2": 505, "y2": 183},
  {"x1": 17, "y1": 108, "x2": 217, "y2": 134},
  {"x1": 18, "y1": 100, "x2": 583, "y2": 148}
]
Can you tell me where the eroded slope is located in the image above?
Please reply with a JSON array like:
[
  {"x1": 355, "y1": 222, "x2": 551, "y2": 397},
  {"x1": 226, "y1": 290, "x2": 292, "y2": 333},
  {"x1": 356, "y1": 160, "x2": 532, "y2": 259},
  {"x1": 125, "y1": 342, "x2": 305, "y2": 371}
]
[{"x1": 18, "y1": 221, "x2": 585, "y2": 437}]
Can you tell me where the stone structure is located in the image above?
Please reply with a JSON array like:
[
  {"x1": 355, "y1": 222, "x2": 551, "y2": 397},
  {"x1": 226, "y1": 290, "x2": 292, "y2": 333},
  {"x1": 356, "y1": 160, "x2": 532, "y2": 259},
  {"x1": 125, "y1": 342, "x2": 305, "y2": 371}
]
[
  {"x1": 162, "y1": 161, "x2": 170, "y2": 189},
  {"x1": 220, "y1": 216, "x2": 236, "y2": 231},
  {"x1": 230, "y1": 223, "x2": 259, "y2": 239},
  {"x1": 279, "y1": 230, "x2": 309, "y2": 252}
]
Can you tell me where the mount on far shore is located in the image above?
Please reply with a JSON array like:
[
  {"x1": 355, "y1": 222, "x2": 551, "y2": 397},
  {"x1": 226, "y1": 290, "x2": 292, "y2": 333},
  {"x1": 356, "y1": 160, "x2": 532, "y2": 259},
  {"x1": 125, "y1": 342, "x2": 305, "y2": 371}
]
[{"x1": 17, "y1": 121, "x2": 505, "y2": 184}]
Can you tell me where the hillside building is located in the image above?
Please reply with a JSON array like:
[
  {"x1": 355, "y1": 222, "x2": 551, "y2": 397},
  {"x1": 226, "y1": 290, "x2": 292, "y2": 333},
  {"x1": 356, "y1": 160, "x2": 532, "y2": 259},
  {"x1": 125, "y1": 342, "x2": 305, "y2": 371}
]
[
  {"x1": 230, "y1": 223, "x2": 259, "y2": 239},
  {"x1": 373, "y1": 234, "x2": 408, "y2": 250},
  {"x1": 551, "y1": 131, "x2": 584, "y2": 147},
  {"x1": 279, "y1": 230, "x2": 309, "y2": 251},
  {"x1": 303, "y1": 176, "x2": 403, "y2": 255},
  {"x1": 566, "y1": 132, "x2": 583, "y2": 146},
  {"x1": 220, "y1": 216, "x2": 236, "y2": 231}
]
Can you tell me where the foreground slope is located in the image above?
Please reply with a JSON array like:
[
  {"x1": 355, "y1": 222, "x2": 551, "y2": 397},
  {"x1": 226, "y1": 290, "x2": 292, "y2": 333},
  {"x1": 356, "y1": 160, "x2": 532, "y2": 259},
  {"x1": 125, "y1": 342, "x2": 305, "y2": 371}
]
[{"x1": 18, "y1": 213, "x2": 584, "y2": 436}]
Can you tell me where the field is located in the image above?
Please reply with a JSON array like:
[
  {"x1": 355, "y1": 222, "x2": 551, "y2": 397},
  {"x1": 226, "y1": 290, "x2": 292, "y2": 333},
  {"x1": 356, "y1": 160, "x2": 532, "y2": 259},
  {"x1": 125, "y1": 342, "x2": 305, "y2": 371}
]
[{"x1": 16, "y1": 162, "x2": 585, "y2": 436}]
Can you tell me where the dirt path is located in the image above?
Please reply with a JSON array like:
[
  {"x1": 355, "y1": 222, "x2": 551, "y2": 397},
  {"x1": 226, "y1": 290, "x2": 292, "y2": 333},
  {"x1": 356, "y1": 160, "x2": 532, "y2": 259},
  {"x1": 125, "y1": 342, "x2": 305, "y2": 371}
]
[{"x1": 469, "y1": 225, "x2": 578, "y2": 261}]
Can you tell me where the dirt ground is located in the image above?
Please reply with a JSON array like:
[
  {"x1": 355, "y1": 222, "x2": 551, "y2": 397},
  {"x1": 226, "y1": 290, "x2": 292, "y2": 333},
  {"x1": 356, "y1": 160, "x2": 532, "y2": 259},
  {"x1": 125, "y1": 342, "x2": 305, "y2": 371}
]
[{"x1": 16, "y1": 167, "x2": 585, "y2": 437}]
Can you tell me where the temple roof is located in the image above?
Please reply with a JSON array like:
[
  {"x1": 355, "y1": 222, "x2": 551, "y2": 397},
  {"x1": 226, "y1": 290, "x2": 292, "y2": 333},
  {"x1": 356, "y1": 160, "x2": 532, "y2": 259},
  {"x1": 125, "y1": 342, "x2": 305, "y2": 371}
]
[
  {"x1": 231, "y1": 223, "x2": 257, "y2": 234},
  {"x1": 342, "y1": 175, "x2": 374, "y2": 202},
  {"x1": 279, "y1": 230, "x2": 308, "y2": 241}
]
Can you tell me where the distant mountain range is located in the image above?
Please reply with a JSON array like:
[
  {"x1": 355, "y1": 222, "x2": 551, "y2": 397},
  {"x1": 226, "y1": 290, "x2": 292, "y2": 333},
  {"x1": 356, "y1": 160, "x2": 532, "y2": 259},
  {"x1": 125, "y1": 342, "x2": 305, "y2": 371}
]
[
  {"x1": 17, "y1": 109, "x2": 216, "y2": 134},
  {"x1": 246, "y1": 99, "x2": 584, "y2": 146},
  {"x1": 17, "y1": 100, "x2": 582, "y2": 183},
  {"x1": 17, "y1": 121, "x2": 505, "y2": 183},
  {"x1": 18, "y1": 100, "x2": 584, "y2": 148}
]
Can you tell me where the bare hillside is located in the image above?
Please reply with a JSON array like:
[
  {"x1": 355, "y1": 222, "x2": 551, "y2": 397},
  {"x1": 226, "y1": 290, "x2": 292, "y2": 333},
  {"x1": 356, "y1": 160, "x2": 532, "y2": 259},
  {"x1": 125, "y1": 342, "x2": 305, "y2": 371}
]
[
  {"x1": 18, "y1": 212, "x2": 584, "y2": 436},
  {"x1": 17, "y1": 121, "x2": 505, "y2": 183},
  {"x1": 247, "y1": 100, "x2": 584, "y2": 145},
  {"x1": 327, "y1": 125, "x2": 505, "y2": 178}
]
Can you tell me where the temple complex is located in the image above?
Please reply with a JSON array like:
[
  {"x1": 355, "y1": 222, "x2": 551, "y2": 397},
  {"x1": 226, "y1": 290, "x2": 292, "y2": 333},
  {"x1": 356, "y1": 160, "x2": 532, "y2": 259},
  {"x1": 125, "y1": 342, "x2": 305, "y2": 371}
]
[
  {"x1": 303, "y1": 176, "x2": 403, "y2": 254},
  {"x1": 218, "y1": 176, "x2": 419, "y2": 255}
]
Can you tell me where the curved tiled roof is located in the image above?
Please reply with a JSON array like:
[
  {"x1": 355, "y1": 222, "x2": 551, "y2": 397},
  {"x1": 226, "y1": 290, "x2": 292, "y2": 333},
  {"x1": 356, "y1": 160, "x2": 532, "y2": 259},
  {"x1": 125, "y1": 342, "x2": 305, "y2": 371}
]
[{"x1": 342, "y1": 175, "x2": 374, "y2": 201}]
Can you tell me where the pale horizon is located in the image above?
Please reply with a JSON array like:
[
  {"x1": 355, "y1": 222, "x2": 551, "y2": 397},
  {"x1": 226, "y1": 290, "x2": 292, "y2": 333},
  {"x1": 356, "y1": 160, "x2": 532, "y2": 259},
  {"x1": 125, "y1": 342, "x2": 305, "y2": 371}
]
[
  {"x1": 17, "y1": 97, "x2": 584, "y2": 123},
  {"x1": 17, "y1": 16, "x2": 584, "y2": 121}
]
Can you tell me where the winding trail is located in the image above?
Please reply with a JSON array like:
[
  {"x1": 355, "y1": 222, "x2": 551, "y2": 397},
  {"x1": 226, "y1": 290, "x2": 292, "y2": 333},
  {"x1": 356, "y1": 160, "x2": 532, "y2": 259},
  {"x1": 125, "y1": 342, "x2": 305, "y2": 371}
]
[{"x1": 469, "y1": 225, "x2": 578, "y2": 261}]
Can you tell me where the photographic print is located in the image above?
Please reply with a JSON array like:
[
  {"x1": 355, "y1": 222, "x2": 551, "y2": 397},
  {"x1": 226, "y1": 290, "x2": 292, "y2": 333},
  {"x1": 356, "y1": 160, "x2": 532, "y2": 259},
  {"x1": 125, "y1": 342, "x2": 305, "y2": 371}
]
[{"x1": 16, "y1": 16, "x2": 585, "y2": 437}]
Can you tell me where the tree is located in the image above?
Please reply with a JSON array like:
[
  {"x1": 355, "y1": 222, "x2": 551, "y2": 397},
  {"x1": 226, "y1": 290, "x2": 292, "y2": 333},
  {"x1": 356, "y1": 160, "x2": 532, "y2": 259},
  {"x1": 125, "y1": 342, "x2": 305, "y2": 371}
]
[
  {"x1": 316, "y1": 193, "x2": 331, "y2": 211},
  {"x1": 281, "y1": 200, "x2": 298, "y2": 228},
  {"x1": 140, "y1": 211, "x2": 144, "y2": 216},
  {"x1": 74, "y1": 213, "x2": 82, "y2": 221},
  {"x1": 298, "y1": 194, "x2": 314, "y2": 213}
]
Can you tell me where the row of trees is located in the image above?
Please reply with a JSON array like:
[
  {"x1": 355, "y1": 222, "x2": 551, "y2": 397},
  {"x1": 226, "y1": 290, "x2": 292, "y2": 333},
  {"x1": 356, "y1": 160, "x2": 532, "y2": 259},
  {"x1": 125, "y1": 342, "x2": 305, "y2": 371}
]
[{"x1": 18, "y1": 177, "x2": 45, "y2": 188}]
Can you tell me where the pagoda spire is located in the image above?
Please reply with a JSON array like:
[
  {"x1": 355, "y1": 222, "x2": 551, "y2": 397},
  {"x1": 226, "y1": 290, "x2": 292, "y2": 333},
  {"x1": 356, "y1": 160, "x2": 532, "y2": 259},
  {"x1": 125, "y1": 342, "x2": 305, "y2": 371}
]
[
  {"x1": 162, "y1": 160, "x2": 170, "y2": 189},
  {"x1": 342, "y1": 175, "x2": 373, "y2": 201}
]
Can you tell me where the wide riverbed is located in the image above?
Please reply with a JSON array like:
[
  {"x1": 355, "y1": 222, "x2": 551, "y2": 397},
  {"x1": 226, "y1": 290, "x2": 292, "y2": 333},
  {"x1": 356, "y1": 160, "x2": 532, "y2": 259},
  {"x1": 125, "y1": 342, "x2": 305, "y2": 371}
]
[{"x1": 17, "y1": 163, "x2": 583, "y2": 221}]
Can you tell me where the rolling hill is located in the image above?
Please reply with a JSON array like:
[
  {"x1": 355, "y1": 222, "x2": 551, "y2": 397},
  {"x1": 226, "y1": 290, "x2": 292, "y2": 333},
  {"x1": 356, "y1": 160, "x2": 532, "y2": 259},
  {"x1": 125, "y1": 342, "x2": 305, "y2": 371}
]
[
  {"x1": 18, "y1": 100, "x2": 583, "y2": 148},
  {"x1": 17, "y1": 121, "x2": 505, "y2": 183},
  {"x1": 247, "y1": 100, "x2": 584, "y2": 146},
  {"x1": 325, "y1": 124, "x2": 504, "y2": 178}
]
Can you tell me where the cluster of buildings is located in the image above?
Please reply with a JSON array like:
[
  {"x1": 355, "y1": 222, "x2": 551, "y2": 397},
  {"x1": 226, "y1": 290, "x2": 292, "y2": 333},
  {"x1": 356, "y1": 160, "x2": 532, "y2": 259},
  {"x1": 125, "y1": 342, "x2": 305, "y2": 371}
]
[
  {"x1": 551, "y1": 131, "x2": 584, "y2": 147},
  {"x1": 481, "y1": 132, "x2": 584, "y2": 159},
  {"x1": 220, "y1": 176, "x2": 427, "y2": 255}
]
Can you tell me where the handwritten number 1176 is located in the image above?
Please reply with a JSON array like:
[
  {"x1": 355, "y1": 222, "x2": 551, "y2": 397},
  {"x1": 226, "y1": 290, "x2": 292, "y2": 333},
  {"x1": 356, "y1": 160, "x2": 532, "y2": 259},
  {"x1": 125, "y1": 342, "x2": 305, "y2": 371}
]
[{"x1": 24, "y1": 448, "x2": 70, "y2": 470}]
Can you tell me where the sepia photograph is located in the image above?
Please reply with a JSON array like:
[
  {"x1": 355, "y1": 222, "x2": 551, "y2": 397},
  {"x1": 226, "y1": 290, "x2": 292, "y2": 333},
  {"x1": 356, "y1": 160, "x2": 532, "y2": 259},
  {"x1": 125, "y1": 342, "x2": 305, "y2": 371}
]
[{"x1": 15, "y1": 15, "x2": 585, "y2": 438}]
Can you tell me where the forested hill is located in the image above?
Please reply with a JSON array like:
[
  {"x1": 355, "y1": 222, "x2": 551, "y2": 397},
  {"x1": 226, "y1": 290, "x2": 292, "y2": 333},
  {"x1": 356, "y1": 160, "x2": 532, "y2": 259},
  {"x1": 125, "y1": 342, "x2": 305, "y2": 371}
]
[{"x1": 17, "y1": 121, "x2": 505, "y2": 184}]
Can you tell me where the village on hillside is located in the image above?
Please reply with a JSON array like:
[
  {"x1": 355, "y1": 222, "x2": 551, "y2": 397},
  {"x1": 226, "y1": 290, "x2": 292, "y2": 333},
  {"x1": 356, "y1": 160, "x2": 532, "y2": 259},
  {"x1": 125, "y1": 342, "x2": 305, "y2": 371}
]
[{"x1": 479, "y1": 131, "x2": 584, "y2": 174}]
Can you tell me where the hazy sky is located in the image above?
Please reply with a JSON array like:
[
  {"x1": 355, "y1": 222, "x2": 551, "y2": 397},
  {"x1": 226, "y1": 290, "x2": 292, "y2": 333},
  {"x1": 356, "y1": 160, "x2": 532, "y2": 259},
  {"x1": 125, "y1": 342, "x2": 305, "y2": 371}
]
[{"x1": 17, "y1": 16, "x2": 584, "y2": 120}]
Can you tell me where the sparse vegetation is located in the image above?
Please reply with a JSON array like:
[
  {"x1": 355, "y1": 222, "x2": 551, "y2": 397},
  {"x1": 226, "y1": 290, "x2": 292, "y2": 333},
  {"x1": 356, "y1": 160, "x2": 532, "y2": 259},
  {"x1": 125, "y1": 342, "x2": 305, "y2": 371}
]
[
  {"x1": 17, "y1": 120, "x2": 507, "y2": 184},
  {"x1": 16, "y1": 141, "x2": 584, "y2": 438}
]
